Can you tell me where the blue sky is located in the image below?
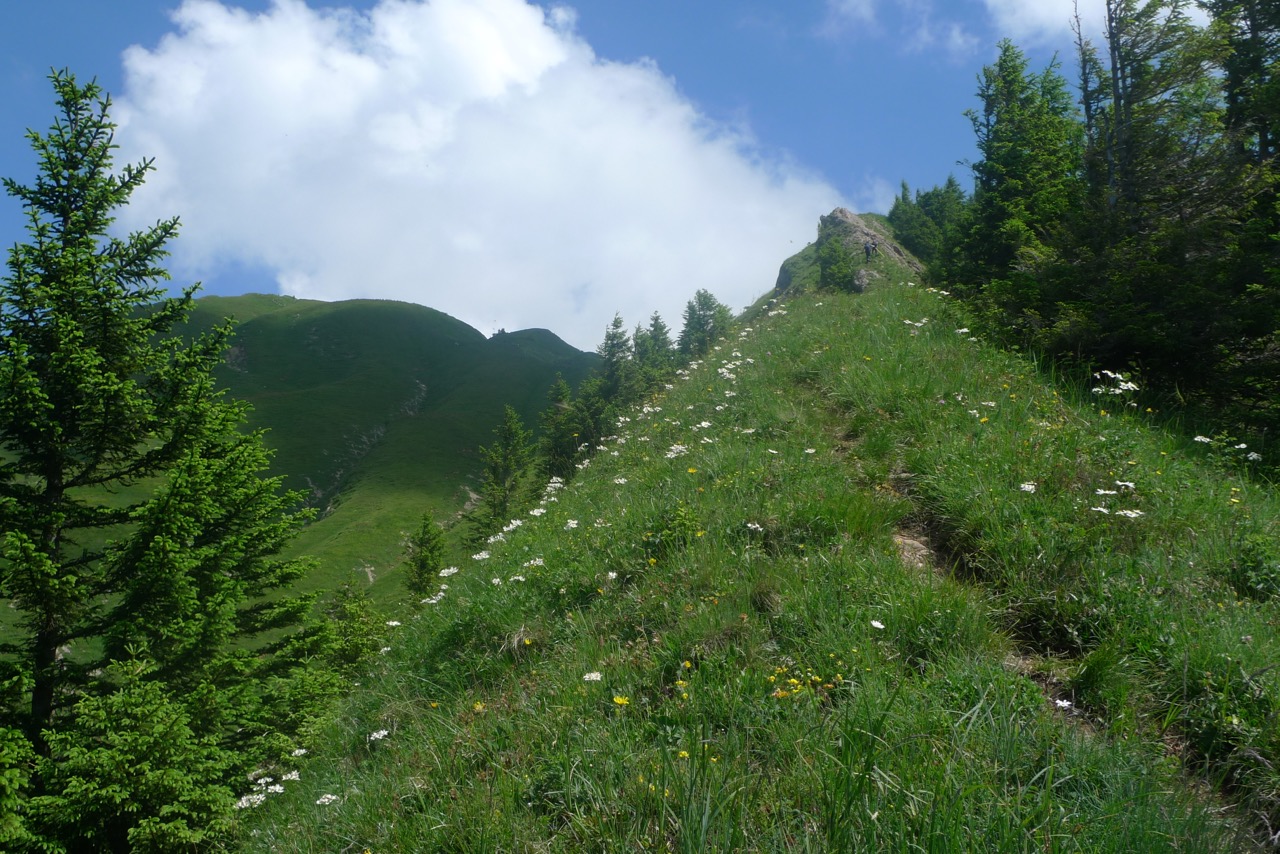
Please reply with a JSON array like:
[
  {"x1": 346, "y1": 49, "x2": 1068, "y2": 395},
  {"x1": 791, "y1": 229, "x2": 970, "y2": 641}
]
[{"x1": 1, "y1": 0, "x2": 1109, "y2": 348}]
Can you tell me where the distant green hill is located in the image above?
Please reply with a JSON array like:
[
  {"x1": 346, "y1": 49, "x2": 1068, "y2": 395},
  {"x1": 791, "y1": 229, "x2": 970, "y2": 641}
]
[{"x1": 189, "y1": 294, "x2": 599, "y2": 601}]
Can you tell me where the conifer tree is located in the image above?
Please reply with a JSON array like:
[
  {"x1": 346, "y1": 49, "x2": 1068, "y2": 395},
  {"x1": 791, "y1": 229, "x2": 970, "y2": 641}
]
[
  {"x1": 405, "y1": 512, "x2": 446, "y2": 597},
  {"x1": 538, "y1": 375, "x2": 582, "y2": 481},
  {"x1": 960, "y1": 39, "x2": 1082, "y2": 331},
  {"x1": 0, "y1": 71, "x2": 315, "y2": 844},
  {"x1": 466, "y1": 405, "x2": 533, "y2": 542},
  {"x1": 818, "y1": 232, "x2": 859, "y2": 292},
  {"x1": 632, "y1": 311, "x2": 675, "y2": 394},
  {"x1": 594, "y1": 313, "x2": 638, "y2": 405},
  {"x1": 677, "y1": 290, "x2": 733, "y2": 357}
]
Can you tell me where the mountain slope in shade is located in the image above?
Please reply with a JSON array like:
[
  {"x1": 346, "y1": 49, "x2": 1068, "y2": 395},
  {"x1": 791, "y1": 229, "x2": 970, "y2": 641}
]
[{"x1": 189, "y1": 294, "x2": 599, "y2": 598}]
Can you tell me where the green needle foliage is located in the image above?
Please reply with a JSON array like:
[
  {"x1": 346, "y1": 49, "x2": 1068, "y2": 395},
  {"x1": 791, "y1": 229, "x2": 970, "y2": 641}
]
[
  {"x1": 405, "y1": 512, "x2": 446, "y2": 598},
  {"x1": 465, "y1": 405, "x2": 534, "y2": 544},
  {"x1": 896, "y1": 0, "x2": 1280, "y2": 445},
  {"x1": 0, "y1": 71, "x2": 317, "y2": 849}
]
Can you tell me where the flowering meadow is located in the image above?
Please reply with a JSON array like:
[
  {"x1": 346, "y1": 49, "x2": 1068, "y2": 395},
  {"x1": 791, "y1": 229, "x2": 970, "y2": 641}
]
[{"x1": 235, "y1": 279, "x2": 1279, "y2": 850}]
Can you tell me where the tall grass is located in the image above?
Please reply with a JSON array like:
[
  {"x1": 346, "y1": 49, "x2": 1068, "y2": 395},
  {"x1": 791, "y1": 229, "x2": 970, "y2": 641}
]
[{"x1": 232, "y1": 280, "x2": 1266, "y2": 850}]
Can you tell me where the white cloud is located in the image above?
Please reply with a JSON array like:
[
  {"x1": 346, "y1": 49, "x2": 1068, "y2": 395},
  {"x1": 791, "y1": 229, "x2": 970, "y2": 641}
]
[
  {"x1": 980, "y1": 0, "x2": 1208, "y2": 47},
  {"x1": 850, "y1": 175, "x2": 897, "y2": 215},
  {"x1": 821, "y1": 0, "x2": 976, "y2": 60},
  {"x1": 114, "y1": 0, "x2": 842, "y2": 349},
  {"x1": 981, "y1": 0, "x2": 1100, "y2": 44},
  {"x1": 823, "y1": 0, "x2": 878, "y2": 31}
]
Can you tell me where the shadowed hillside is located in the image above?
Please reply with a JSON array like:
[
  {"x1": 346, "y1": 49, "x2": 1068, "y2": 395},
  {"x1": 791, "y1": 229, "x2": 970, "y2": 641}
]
[{"x1": 189, "y1": 294, "x2": 599, "y2": 599}]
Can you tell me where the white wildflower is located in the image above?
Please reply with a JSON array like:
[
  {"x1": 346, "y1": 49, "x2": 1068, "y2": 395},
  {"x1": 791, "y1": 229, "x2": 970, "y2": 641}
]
[
  {"x1": 472, "y1": 550, "x2": 490, "y2": 561},
  {"x1": 583, "y1": 672, "x2": 603, "y2": 682},
  {"x1": 386, "y1": 620, "x2": 401, "y2": 627},
  {"x1": 439, "y1": 567, "x2": 458, "y2": 577},
  {"x1": 368, "y1": 729, "x2": 389, "y2": 742},
  {"x1": 316, "y1": 794, "x2": 340, "y2": 806},
  {"x1": 1194, "y1": 435, "x2": 1213, "y2": 443},
  {"x1": 871, "y1": 620, "x2": 885, "y2": 630}
]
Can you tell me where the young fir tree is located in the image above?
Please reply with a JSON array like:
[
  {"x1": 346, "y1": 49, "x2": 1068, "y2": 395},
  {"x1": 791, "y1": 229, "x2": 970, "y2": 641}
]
[
  {"x1": 537, "y1": 374, "x2": 582, "y2": 482},
  {"x1": 632, "y1": 311, "x2": 675, "y2": 395},
  {"x1": 465, "y1": 405, "x2": 533, "y2": 543},
  {"x1": 677, "y1": 289, "x2": 733, "y2": 357},
  {"x1": 816, "y1": 234, "x2": 857, "y2": 292},
  {"x1": 405, "y1": 511, "x2": 446, "y2": 598},
  {"x1": 0, "y1": 72, "x2": 315, "y2": 845}
]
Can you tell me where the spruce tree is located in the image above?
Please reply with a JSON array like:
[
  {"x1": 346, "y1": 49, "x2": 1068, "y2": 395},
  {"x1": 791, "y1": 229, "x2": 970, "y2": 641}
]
[
  {"x1": 466, "y1": 405, "x2": 533, "y2": 542},
  {"x1": 677, "y1": 290, "x2": 733, "y2": 357},
  {"x1": 537, "y1": 375, "x2": 582, "y2": 481},
  {"x1": 0, "y1": 71, "x2": 314, "y2": 844},
  {"x1": 405, "y1": 511, "x2": 446, "y2": 597},
  {"x1": 633, "y1": 311, "x2": 675, "y2": 394}
]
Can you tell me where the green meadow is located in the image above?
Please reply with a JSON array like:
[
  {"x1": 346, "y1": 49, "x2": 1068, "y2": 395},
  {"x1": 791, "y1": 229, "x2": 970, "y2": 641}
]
[{"x1": 231, "y1": 257, "x2": 1278, "y2": 850}]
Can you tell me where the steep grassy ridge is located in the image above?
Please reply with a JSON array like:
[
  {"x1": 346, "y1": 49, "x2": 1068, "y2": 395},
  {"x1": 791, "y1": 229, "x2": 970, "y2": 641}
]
[
  {"x1": 189, "y1": 295, "x2": 598, "y2": 600},
  {"x1": 234, "y1": 274, "x2": 1276, "y2": 850}
]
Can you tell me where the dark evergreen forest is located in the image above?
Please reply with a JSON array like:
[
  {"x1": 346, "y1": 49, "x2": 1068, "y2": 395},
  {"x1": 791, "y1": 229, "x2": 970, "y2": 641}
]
[{"x1": 889, "y1": 0, "x2": 1280, "y2": 457}]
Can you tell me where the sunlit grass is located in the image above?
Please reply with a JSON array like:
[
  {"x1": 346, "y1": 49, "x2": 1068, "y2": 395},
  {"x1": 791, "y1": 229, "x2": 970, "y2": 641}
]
[{"x1": 233, "y1": 280, "x2": 1270, "y2": 850}]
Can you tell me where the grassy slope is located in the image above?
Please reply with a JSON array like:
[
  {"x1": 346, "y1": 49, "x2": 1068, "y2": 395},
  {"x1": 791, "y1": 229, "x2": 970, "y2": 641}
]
[
  {"x1": 234, "y1": 251, "x2": 1278, "y2": 850},
  {"x1": 189, "y1": 295, "x2": 599, "y2": 603}
]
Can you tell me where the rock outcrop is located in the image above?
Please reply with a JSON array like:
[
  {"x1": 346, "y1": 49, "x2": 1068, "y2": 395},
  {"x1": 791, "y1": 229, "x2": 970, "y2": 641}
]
[{"x1": 819, "y1": 208, "x2": 922, "y2": 274}]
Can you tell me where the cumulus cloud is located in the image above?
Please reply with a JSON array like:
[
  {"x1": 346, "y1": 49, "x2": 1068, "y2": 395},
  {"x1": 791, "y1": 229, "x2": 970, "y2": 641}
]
[{"x1": 114, "y1": 0, "x2": 842, "y2": 349}]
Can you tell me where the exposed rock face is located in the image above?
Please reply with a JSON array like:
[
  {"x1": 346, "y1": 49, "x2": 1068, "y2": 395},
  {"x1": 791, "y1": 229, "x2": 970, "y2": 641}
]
[
  {"x1": 820, "y1": 208, "x2": 923, "y2": 274},
  {"x1": 772, "y1": 207, "x2": 924, "y2": 295}
]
